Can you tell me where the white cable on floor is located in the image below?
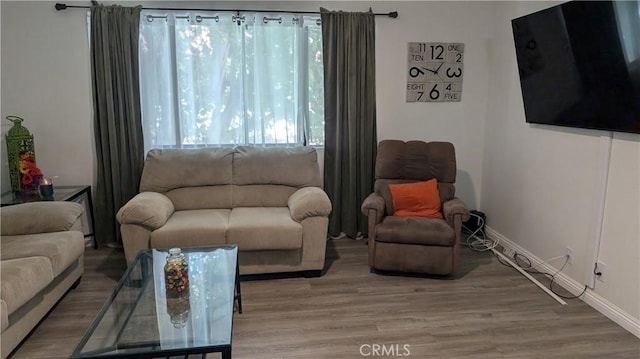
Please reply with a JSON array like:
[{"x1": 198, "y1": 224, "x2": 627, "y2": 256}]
[
  {"x1": 492, "y1": 248, "x2": 568, "y2": 305},
  {"x1": 462, "y1": 212, "x2": 497, "y2": 251}
]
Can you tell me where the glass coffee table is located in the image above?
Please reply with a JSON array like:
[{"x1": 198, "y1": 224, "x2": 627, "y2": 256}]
[{"x1": 71, "y1": 245, "x2": 242, "y2": 359}]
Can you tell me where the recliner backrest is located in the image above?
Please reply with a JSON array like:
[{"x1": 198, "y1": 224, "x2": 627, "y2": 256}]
[{"x1": 374, "y1": 140, "x2": 457, "y2": 215}]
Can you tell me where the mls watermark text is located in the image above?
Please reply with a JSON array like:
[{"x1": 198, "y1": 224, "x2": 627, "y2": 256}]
[{"x1": 359, "y1": 344, "x2": 411, "y2": 357}]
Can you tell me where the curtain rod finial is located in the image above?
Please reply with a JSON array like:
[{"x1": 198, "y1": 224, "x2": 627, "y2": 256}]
[
  {"x1": 55, "y1": 3, "x2": 67, "y2": 11},
  {"x1": 389, "y1": 11, "x2": 398, "y2": 18}
]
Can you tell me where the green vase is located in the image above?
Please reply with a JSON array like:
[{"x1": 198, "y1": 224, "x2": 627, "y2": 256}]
[{"x1": 5, "y1": 116, "x2": 36, "y2": 194}]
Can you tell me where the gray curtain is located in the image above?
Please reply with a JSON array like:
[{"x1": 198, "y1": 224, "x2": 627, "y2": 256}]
[
  {"x1": 320, "y1": 9, "x2": 377, "y2": 238},
  {"x1": 90, "y1": 4, "x2": 144, "y2": 246}
]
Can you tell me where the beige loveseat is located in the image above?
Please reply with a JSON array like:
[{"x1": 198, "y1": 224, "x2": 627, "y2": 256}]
[
  {"x1": 117, "y1": 146, "x2": 332, "y2": 276},
  {"x1": 0, "y1": 202, "x2": 85, "y2": 358}
]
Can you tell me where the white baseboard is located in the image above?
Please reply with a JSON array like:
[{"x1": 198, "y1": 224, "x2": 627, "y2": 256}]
[{"x1": 485, "y1": 226, "x2": 640, "y2": 339}]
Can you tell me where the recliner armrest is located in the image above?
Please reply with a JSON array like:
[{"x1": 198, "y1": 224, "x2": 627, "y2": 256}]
[
  {"x1": 361, "y1": 193, "x2": 385, "y2": 224},
  {"x1": 0, "y1": 202, "x2": 83, "y2": 235},
  {"x1": 116, "y1": 192, "x2": 175, "y2": 231},
  {"x1": 288, "y1": 187, "x2": 332, "y2": 222},
  {"x1": 442, "y1": 198, "x2": 470, "y2": 226}
]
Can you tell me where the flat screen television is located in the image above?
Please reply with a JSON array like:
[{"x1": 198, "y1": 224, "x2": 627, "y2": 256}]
[{"x1": 511, "y1": 0, "x2": 640, "y2": 134}]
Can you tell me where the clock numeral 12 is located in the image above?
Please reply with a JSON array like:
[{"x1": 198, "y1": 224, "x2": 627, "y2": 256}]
[{"x1": 430, "y1": 44, "x2": 444, "y2": 60}]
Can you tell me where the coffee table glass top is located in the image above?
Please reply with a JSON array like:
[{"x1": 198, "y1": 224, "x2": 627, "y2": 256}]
[{"x1": 71, "y1": 245, "x2": 238, "y2": 358}]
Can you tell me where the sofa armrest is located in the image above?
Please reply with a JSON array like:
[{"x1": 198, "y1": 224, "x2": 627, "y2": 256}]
[
  {"x1": 442, "y1": 198, "x2": 470, "y2": 226},
  {"x1": 1, "y1": 202, "x2": 83, "y2": 235},
  {"x1": 361, "y1": 193, "x2": 385, "y2": 224},
  {"x1": 288, "y1": 187, "x2": 332, "y2": 222},
  {"x1": 116, "y1": 192, "x2": 175, "y2": 230}
]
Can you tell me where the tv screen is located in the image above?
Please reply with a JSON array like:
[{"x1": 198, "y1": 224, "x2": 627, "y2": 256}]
[{"x1": 512, "y1": 0, "x2": 640, "y2": 134}]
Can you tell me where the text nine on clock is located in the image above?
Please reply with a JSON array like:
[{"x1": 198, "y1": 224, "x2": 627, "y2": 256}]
[{"x1": 409, "y1": 63, "x2": 444, "y2": 78}]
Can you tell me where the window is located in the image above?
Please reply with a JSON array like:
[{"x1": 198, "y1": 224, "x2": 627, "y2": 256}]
[{"x1": 138, "y1": 12, "x2": 324, "y2": 153}]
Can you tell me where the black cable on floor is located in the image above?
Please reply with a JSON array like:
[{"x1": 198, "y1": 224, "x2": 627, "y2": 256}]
[{"x1": 492, "y1": 249, "x2": 587, "y2": 300}]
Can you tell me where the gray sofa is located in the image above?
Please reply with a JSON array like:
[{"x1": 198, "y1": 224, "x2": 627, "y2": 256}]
[
  {"x1": 0, "y1": 202, "x2": 84, "y2": 358},
  {"x1": 117, "y1": 146, "x2": 332, "y2": 276}
]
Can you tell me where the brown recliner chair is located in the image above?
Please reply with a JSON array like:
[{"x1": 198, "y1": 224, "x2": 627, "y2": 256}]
[{"x1": 361, "y1": 140, "x2": 470, "y2": 276}]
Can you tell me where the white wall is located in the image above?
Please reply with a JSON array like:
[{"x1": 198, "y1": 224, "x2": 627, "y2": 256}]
[
  {"x1": 599, "y1": 134, "x2": 640, "y2": 318},
  {"x1": 1, "y1": 1, "x2": 492, "y2": 210},
  {"x1": 482, "y1": 0, "x2": 640, "y2": 323},
  {"x1": 1, "y1": 0, "x2": 638, "y2": 333},
  {"x1": 373, "y1": 1, "x2": 494, "y2": 210},
  {"x1": 1, "y1": 1, "x2": 93, "y2": 190}
]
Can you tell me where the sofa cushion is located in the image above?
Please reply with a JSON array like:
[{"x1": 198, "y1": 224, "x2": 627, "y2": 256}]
[
  {"x1": 375, "y1": 216, "x2": 455, "y2": 246},
  {"x1": 0, "y1": 231, "x2": 84, "y2": 277},
  {"x1": 228, "y1": 208, "x2": 303, "y2": 250},
  {"x1": 1, "y1": 202, "x2": 83, "y2": 236},
  {"x1": 233, "y1": 146, "x2": 321, "y2": 187},
  {"x1": 150, "y1": 209, "x2": 230, "y2": 248},
  {"x1": 232, "y1": 185, "x2": 297, "y2": 208},
  {"x1": 166, "y1": 186, "x2": 233, "y2": 210},
  {"x1": 140, "y1": 148, "x2": 234, "y2": 193},
  {"x1": 0, "y1": 257, "x2": 54, "y2": 315}
]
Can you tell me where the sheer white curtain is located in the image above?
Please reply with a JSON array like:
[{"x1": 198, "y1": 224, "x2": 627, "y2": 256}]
[{"x1": 139, "y1": 11, "x2": 324, "y2": 154}]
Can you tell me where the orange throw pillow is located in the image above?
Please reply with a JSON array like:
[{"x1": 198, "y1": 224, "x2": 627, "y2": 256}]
[{"x1": 388, "y1": 179, "x2": 443, "y2": 219}]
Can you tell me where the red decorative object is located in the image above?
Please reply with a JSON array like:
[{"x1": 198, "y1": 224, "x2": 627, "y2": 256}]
[{"x1": 18, "y1": 151, "x2": 43, "y2": 196}]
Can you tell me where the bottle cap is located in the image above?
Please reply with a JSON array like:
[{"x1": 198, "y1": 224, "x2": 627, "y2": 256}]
[{"x1": 168, "y1": 248, "x2": 181, "y2": 255}]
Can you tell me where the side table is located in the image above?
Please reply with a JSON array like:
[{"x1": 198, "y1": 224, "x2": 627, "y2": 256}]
[{"x1": 1, "y1": 185, "x2": 97, "y2": 248}]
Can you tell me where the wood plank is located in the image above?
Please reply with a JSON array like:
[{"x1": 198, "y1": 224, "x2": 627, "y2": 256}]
[{"x1": 9, "y1": 239, "x2": 640, "y2": 358}]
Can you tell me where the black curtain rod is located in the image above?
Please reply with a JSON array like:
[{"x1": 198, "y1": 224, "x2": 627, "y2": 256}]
[{"x1": 54, "y1": 3, "x2": 398, "y2": 18}]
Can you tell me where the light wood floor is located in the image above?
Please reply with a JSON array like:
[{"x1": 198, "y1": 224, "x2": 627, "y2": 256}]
[{"x1": 10, "y1": 239, "x2": 640, "y2": 359}]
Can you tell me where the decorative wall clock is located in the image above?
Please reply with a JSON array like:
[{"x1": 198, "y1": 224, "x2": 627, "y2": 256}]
[{"x1": 406, "y1": 42, "x2": 464, "y2": 102}]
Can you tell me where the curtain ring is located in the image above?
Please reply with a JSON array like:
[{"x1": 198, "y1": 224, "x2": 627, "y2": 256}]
[
  {"x1": 232, "y1": 15, "x2": 245, "y2": 25},
  {"x1": 263, "y1": 16, "x2": 283, "y2": 24},
  {"x1": 195, "y1": 15, "x2": 220, "y2": 23},
  {"x1": 146, "y1": 14, "x2": 169, "y2": 23}
]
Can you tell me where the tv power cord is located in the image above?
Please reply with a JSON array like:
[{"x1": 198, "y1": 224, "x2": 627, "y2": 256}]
[{"x1": 461, "y1": 212, "x2": 498, "y2": 251}]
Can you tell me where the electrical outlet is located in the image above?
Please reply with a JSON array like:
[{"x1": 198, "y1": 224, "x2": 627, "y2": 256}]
[
  {"x1": 503, "y1": 247, "x2": 515, "y2": 258},
  {"x1": 566, "y1": 247, "x2": 574, "y2": 264},
  {"x1": 596, "y1": 261, "x2": 607, "y2": 282}
]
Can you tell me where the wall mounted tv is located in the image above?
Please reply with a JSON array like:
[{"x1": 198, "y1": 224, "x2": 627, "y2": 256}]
[{"x1": 512, "y1": 0, "x2": 640, "y2": 134}]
